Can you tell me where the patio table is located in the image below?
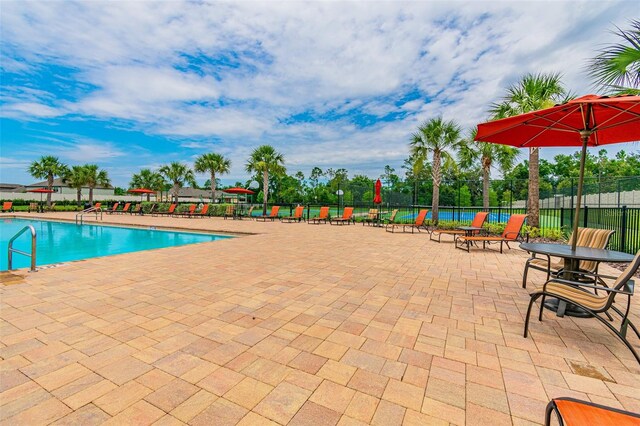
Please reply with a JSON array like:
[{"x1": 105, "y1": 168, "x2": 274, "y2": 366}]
[
  {"x1": 519, "y1": 242, "x2": 633, "y2": 317},
  {"x1": 457, "y1": 226, "x2": 484, "y2": 237}
]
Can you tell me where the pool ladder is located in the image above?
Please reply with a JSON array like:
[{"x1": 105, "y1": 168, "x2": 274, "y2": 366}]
[
  {"x1": 7, "y1": 225, "x2": 37, "y2": 272},
  {"x1": 76, "y1": 206, "x2": 103, "y2": 225}
]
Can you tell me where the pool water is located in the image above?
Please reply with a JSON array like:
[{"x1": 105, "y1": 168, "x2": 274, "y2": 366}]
[{"x1": 0, "y1": 218, "x2": 230, "y2": 271}]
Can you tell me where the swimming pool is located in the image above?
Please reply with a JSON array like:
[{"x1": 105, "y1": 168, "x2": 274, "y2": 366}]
[{"x1": 0, "y1": 218, "x2": 230, "y2": 271}]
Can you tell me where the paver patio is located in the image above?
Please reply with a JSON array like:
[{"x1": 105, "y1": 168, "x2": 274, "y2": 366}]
[{"x1": 1, "y1": 212, "x2": 639, "y2": 425}]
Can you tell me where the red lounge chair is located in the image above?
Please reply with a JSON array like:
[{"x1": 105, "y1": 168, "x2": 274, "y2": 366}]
[
  {"x1": 175, "y1": 204, "x2": 197, "y2": 217},
  {"x1": 430, "y1": 211, "x2": 489, "y2": 242},
  {"x1": 330, "y1": 207, "x2": 354, "y2": 225},
  {"x1": 455, "y1": 214, "x2": 527, "y2": 252},
  {"x1": 309, "y1": 206, "x2": 329, "y2": 224},
  {"x1": 545, "y1": 397, "x2": 640, "y2": 426},
  {"x1": 2, "y1": 201, "x2": 13, "y2": 212},
  {"x1": 106, "y1": 202, "x2": 120, "y2": 214},
  {"x1": 154, "y1": 203, "x2": 177, "y2": 216},
  {"x1": 130, "y1": 204, "x2": 142, "y2": 214},
  {"x1": 191, "y1": 204, "x2": 209, "y2": 218},
  {"x1": 256, "y1": 206, "x2": 280, "y2": 221},
  {"x1": 281, "y1": 206, "x2": 305, "y2": 223},
  {"x1": 93, "y1": 203, "x2": 102, "y2": 210},
  {"x1": 386, "y1": 209, "x2": 428, "y2": 233},
  {"x1": 117, "y1": 203, "x2": 131, "y2": 214}
]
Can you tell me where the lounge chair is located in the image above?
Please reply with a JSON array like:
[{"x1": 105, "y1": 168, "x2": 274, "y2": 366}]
[
  {"x1": 130, "y1": 204, "x2": 142, "y2": 215},
  {"x1": 116, "y1": 203, "x2": 131, "y2": 214},
  {"x1": 330, "y1": 207, "x2": 354, "y2": 225},
  {"x1": 309, "y1": 206, "x2": 329, "y2": 224},
  {"x1": 522, "y1": 228, "x2": 614, "y2": 288},
  {"x1": 362, "y1": 209, "x2": 379, "y2": 226},
  {"x1": 106, "y1": 202, "x2": 120, "y2": 214},
  {"x1": 175, "y1": 204, "x2": 196, "y2": 217},
  {"x1": 43, "y1": 202, "x2": 56, "y2": 212},
  {"x1": 2, "y1": 201, "x2": 13, "y2": 212},
  {"x1": 455, "y1": 214, "x2": 527, "y2": 252},
  {"x1": 93, "y1": 202, "x2": 102, "y2": 211},
  {"x1": 430, "y1": 211, "x2": 489, "y2": 243},
  {"x1": 545, "y1": 397, "x2": 640, "y2": 426},
  {"x1": 256, "y1": 206, "x2": 280, "y2": 221},
  {"x1": 237, "y1": 205, "x2": 255, "y2": 220},
  {"x1": 154, "y1": 203, "x2": 177, "y2": 217},
  {"x1": 191, "y1": 204, "x2": 209, "y2": 218},
  {"x1": 386, "y1": 209, "x2": 428, "y2": 233},
  {"x1": 223, "y1": 205, "x2": 236, "y2": 220},
  {"x1": 28, "y1": 202, "x2": 39, "y2": 213},
  {"x1": 382, "y1": 209, "x2": 399, "y2": 227},
  {"x1": 524, "y1": 251, "x2": 640, "y2": 364},
  {"x1": 281, "y1": 206, "x2": 305, "y2": 223}
]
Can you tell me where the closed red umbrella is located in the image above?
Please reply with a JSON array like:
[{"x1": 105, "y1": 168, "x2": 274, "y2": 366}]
[
  {"x1": 476, "y1": 94, "x2": 640, "y2": 249},
  {"x1": 373, "y1": 179, "x2": 382, "y2": 204}
]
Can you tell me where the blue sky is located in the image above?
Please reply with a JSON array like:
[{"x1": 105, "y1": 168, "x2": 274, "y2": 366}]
[{"x1": 0, "y1": 1, "x2": 637, "y2": 187}]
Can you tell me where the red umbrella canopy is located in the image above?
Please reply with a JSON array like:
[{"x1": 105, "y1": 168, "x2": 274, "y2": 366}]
[
  {"x1": 373, "y1": 179, "x2": 382, "y2": 204},
  {"x1": 475, "y1": 94, "x2": 640, "y2": 250},
  {"x1": 128, "y1": 188, "x2": 155, "y2": 194},
  {"x1": 223, "y1": 187, "x2": 255, "y2": 195},
  {"x1": 475, "y1": 94, "x2": 640, "y2": 147},
  {"x1": 27, "y1": 188, "x2": 55, "y2": 193}
]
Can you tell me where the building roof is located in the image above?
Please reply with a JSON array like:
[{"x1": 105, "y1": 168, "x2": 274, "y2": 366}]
[
  {"x1": 0, "y1": 183, "x2": 25, "y2": 191},
  {"x1": 27, "y1": 177, "x2": 112, "y2": 189}
]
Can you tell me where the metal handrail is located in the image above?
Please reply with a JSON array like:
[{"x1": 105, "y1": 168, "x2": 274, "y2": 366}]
[
  {"x1": 76, "y1": 206, "x2": 103, "y2": 225},
  {"x1": 8, "y1": 225, "x2": 37, "y2": 272}
]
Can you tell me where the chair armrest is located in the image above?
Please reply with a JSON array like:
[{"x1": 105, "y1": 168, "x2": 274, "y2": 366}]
[
  {"x1": 544, "y1": 278, "x2": 634, "y2": 295},
  {"x1": 560, "y1": 270, "x2": 618, "y2": 280}
]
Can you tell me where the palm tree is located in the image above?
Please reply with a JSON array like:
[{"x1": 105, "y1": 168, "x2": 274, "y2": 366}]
[
  {"x1": 194, "y1": 153, "x2": 231, "y2": 202},
  {"x1": 588, "y1": 20, "x2": 640, "y2": 95},
  {"x1": 159, "y1": 162, "x2": 196, "y2": 203},
  {"x1": 83, "y1": 164, "x2": 111, "y2": 204},
  {"x1": 409, "y1": 117, "x2": 462, "y2": 224},
  {"x1": 458, "y1": 128, "x2": 519, "y2": 210},
  {"x1": 63, "y1": 166, "x2": 88, "y2": 206},
  {"x1": 130, "y1": 169, "x2": 165, "y2": 201},
  {"x1": 245, "y1": 145, "x2": 286, "y2": 215},
  {"x1": 27, "y1": 156, "x2": 68, "y2": 206},
  {"x1": 489, "y1": 72, "x2": 568, "y2": 227}
]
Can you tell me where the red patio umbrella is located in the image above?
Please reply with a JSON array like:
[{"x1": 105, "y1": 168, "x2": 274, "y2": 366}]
[
  {"x1": 128, "y1": 188, "x2": 156, "y2": 202},
  {"x1": 27, "y1": 188, "x2": 55, "y2": 203},
  {"x1": 475, "y1": 94, "x2": 640, "y2": 249},
  {"x1": 373, "y1": 179, "x2": 382, "y2": 204},
  {"x1": 223, "y1": 187, "x2": 255, "y2": 195}
]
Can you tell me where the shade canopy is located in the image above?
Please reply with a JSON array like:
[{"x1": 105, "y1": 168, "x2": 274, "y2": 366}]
[
  {"x1": 476, "y1": 94, "x2": 640, "y2": 148},
  {"x1": 373, "y1": 179, "x2": 382, "y2": 204},
  {"x1": 223, "y1": 187, "x2": 255, "y2": 195},
  {"x1": 128, "y1": 188, "x2": 155, "y2": 194},
  {"x1": 475, "y1": 94, "x2": 640, "y2": 250},
  {"x1": 27, "y1": 188, "x2": 55, "y2": 193}
]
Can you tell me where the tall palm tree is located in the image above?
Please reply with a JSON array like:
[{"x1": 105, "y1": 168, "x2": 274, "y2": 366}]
[
  {"x1": 458, "y1": 128, "x2": 519, "y2": 210},
  {"x1": 245, "y1": 145, "x2": 286, "y2": 215},
  {"x1": 130, "y1": 169, "x2": 165, "y2": 201},
  {"x1": 194, "y1": 153, "x2": 231, "y2": 202},
  {"x1": 63, "y1": 166, "x2": 88, "y2": 206},
  {"x1": 409, "y1": 117, "x2": 462, "y2": 224},
  {"x1": 159, "y1": 162, "x2": 196, "y2": 203},
  {"x1": 588, "y1": 19, "x2": 640, "y2": 95},
  {"x1": 83, "y1": 164, "x2": 111, "y2": 204},
  {"x1": 489, "y1": 72, "x2": 568, "y2": 227},
  {"x1": 27, "y1": 156, "x2": 68, "y2": 206}
]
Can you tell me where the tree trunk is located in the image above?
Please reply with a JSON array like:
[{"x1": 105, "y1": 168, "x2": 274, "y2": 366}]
[
  {"x1": 482, "y1": 161, "x2": 490, "y2": 211},
  {"x1": 47, "y1": 174, "x2": 53, "y2": 206},
  {"x1": 172, "y1": 183, "x2": 180, "y2": 203},
  {"x1": 262, "y1": 170, "x2": 269, "y2": 215},
  {"x1": 76, "y1": 188, "x2": 82, "y2": 206},
  {"x1": 431, "y1": 150, "x2": 441, "y2": 224},
  {"x1": 528, "y1": 147, "x2": 540, "y2": 227},
  {"x1": 210, "y1": 172, "x2": 216, "y2": 202},
  {"x1": 89, "y1": 187, "x2": 94, "y2": 204},
  {"x1": 147, "y1": 193, "x2": 151, "y2": 202}
]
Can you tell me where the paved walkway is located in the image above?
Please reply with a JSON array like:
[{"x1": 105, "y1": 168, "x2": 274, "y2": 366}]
[{"x1": 1, "y1": 213, "x2": 639, "y2": 425}]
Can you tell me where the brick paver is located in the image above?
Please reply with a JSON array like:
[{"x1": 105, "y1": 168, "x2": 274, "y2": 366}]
[{"x1": 1, "y1": 212, "x2": 639, "y2": 425}]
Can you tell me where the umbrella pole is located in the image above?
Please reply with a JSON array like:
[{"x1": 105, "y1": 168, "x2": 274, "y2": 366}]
[{"x1": 570, "y1": 132, "x2": 590, "y2": 251}]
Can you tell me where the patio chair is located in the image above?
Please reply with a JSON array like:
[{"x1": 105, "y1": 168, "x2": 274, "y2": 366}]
[
  {"x1": 191, "y1": 204, "x2": 209, "y2": 218},
  {"x1": 281, "y1": 206, "x2": 305, "y2": 223},
  {"x1": 2, "y1": 201, "x2": 14, "y2": 212},
  {"x1": 43, "y1": 202, "x2": 56, "y2": 212},
  {"x1": 256, "y1": 206, "x2": 280, "y2": 221},
  {"x1": 430, "y1": 211, "x2": 489, "y2": 243},
  {"x1": 382, "y1": 209, "x2": 399, "y2": 227},
  {"x1": 114, "y1": 202, "x2": 131, "y2": 214},
  {"x1": 105, "y1": 202, "x2": 120, "y2": 214},
  {"x1": 154, "y1": 203, "x2": 177, "y2": 217},
  {"x1": 522, "y1": 228, "x2": 615, "y2": 288},
  {"x1": 309, "y1": 206, "x2": 330, "y2": 224},
  {"x1": 330, "y1": 207, "x2": 355, "y2": 225},
  {"x1": 28, "y1": 202, "x2": 39, "y2": 213},
  {"x1": 130, "y1": 204, "x2": 142, "y2": 214},
  {"x1": 362, "y1": 209, "x2": 379, "y2": 226},
  {"x1": 524, "y1": 251, "x2": 640, "y2": 364},
  {"x1": 455, "y1": 214, "x2": 527, "y2": 253},
  {"x1": 223, "y1": 205, "x2": 236, "y2": 220},
  {"x1": 545, "y1": 397, "x2": 640, "y2": 426},
  {"x1": 175, "y1": 204, "x2": 196, "y2": 217},
  {"x1": 93, "y1": 202, "x2": 102, "y2": 211},
  {"x1": 240, "y1": 205, "x2": 255, "y2": 220},
  {"x1": 386, "y1": 209, "x2": 429, "y2": 233}
]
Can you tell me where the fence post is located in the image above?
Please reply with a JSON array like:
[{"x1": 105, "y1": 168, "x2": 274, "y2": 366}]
[
  {"x1": 497, "y1": 206, "x2": 501, "y2": 222},
  {"x1": 621, "y1": 205, "x2": 627, "y2": 252},
  {"x1": 560, "y1": 207, "x2": 564, "y2": 231},
  {"x1": 583, "y1": 205, "x2": 588, "y2": 227},
  {"x1": 618, "y1": 180, "x2": 621, "y2": 208},
  {"x1": 570, "y1": 178, "x2": 574, "y2": 212}
]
